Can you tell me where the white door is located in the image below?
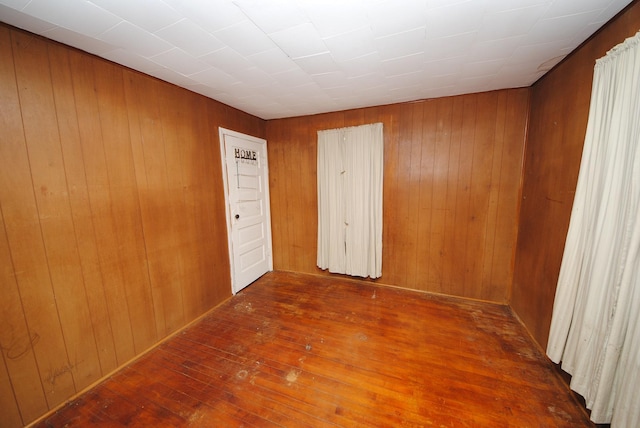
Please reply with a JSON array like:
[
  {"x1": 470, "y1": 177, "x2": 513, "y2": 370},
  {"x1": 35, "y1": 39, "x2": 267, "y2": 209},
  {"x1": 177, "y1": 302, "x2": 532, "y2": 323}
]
[{"x1": 219, "y1": 128, "x2": 273, "y2": 294}]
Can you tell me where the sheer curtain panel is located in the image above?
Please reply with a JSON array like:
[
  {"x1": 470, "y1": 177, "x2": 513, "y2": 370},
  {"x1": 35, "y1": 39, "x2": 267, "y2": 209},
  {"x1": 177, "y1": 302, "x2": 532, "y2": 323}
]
[
  {"x1": 317, "y1": 123, "x2": 383, "y2": 279},
  {"x1": 546, "y1": 31, "x2": 640, "y2": 426}
]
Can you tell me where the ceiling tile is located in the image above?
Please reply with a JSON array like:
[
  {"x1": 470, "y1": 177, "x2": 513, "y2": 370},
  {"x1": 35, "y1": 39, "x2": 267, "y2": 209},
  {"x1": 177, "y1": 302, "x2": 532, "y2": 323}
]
[
  {"x1": 199, "y1": 46, "x2": 252, "y2": 75},
  {"x1": 90, "y1": 0, "x2": 182, "y2": 32},
  {"x1": 42, "y1": 26, "x2": 116, "y2": 55},
  {"x1": 423, "y1": 32, "x2": 478, "y2": 62},
  {"x1": 0, "y1": 0, "x2": 29, "y2": 8},
  {"x1": 149, "y1": 48, "x2": 211, "y2": 75},
  {"x1": 488, "y1": 68, "x2": 531, "y2": 89},
  {"x1": 23, "y1": 0, "x2": 121, "y2": 36},
  {"x1": 184, "y1": 83, "x2": 226, "y2": 99},
  {"x1": 567, "y1": 22, "x2": 604, "y2": 47},
  {"x1": 347, "y1": 73, "x2": 387, "y2": 91},
  {"x1": 224, "y1": 81, "x2": 260, "y2": 98},
  {"x1": 188, "y1": 67, "x2": 238, "y2": 87},
  {"x1": 324, "y1": 86, "x2": 358, "y2": 103},
  {"x1": 155, "y1": 19, "x2": 224, "y2": 57},
  {"x1": 388, "y1": 83, "x2": 425, "y2": 103},
  {"x1": 468, "y1": 36, "x2": 525, "y2": 62},
  {"x1": 367, "y1": 0, "x2": 429, "y2": 38},
  {"x1": 597, "y1": 1, "x2": 634, "y2": 23},
  {"x1": 375, "y1": 26, "x2": 426, "y2": 60},
  {"x1": 323, "y1": 26, "x2": 376, "y2": 62},
  {"x1": 213, "y1": 19, "x2": 276, "y2": 56},
  {"x1": 536, "y1": 54, "x2": 566, "y2": 72},
  {"x1": 162, "y1": 0, "x2": 246, "y2": 32},
  {"x1": 294, "y1": 52, "x2": 339, "y2": 75},
  {"x1": 150, "y1": 67, "x2": 198, "y2": 87},
  {"x1": 478, "y1": 5, "x2": 549, "y2": 42},
  {"x1": 480, "y1": 0, "x2": 552, "y2": 14},
  {"x1": 543, "y1": 0, "x2": 610, "y2": 18},
  {"x1": 510, "y1": 39, "x2": 570, "y2": 70},
  {"x1": 418, "y1": 73, "x2": 459, "y2": 91},
  {"x1": 460, "y1": 58, "x2": 505, "y2": 77},
  {"x1": 386, "y1": 70, "x2": 429, "y2": 88},
  {"x1": 304, "y1": 1, "x2": 369, "y2": 38},
  {"x1": 101, "y1": 48, "x2": 165, "y2": 74},
  {"x1": 232, "y1": 67, "x2": 276, "y2": 88},
  {"x1": 528, "y1": 10, "x2": 604, "y2": 45},
  {"x1": 98, "y1": 21, "x2": 173, "y2": 57},
  {"x1": 425, "y1": 1, "x2": 485, "y2": 39},
  {"x1": 251, "y1": 83, "x2": 285, "y2": 99},
  {"x1": 233, "y1": 0, "x2": 309, "y2": 34},
  {"x1": 456, "y1": 74, "x2": 496, "y2": 93},
  {"x1": 273, "y1": 90, "x2": 305, "y2": 105},
  {"x1": 211, "y1": 92, "x2": 241, "y2": 108},
  {"x1": 339, "y1": 52, "x2": 383, "y2": 78},
  {"x1": 271, "y1": 68, "x2": 315, "y2": 87},
  {"x1": 312, "y1": 70, "x2": 349, "y2": 89},
  {"x1": 0, "y1": 5, "x2": 57, "y2": 33},
  {"x1": 247, "y1": 48, "x2": 297, "y2": 74},
  {"x1": 231, "y1": 96, "x2": 280, "y2": 115},
  {"x1": 380, "y1": 53, "x2": 425, "y2": 77},
  {"x1": 423, "y1": 55, "x2": 467, "y2": 76},
  {"x1": 268, "y1": 22, "x2": 329, "y2": 59}
]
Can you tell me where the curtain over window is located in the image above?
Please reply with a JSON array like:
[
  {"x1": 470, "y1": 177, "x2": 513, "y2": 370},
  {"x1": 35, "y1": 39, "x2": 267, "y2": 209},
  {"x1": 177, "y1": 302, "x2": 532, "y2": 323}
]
[
  {"x1": 317, "y1": 123, "x2": 383, "y2": 279},
  {"x1": 546, "y1": 31, "x2": 640, "y2": 426}
]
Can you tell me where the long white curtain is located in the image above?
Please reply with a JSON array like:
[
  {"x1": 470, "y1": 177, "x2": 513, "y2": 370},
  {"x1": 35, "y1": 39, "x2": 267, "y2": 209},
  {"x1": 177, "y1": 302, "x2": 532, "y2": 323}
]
[
  {"x1": 317, "y1": 123, "x2": 383, "y2": 279},
  {"x1": 546, "y1": 31, "x2": 640, "y2": 426}
]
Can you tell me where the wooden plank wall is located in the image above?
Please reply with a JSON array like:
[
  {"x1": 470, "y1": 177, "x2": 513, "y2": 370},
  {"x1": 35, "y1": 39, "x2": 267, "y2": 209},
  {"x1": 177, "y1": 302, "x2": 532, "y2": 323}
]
[
  {"x1": 511, "y1": 0, "x2": 640, "y2": 349},
  {"x1": 267, "y1": 89, "x2": 529, "y2": 303},
  {"x1": 0, "y1": 25, "x2": 265, "y2": 427}
]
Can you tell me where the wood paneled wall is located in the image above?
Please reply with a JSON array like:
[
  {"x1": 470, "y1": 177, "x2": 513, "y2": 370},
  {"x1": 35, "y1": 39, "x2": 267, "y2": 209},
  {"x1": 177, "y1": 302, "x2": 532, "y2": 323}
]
[
  {"x1": 0, "y1": 25, "x2": 264, "y2": 427},
  {"x1": 511, "y1": 1, "x2": 640, "y2": 348},
  {"x1": 267, "y1": 89, "x2": 529, "y2": 303}
]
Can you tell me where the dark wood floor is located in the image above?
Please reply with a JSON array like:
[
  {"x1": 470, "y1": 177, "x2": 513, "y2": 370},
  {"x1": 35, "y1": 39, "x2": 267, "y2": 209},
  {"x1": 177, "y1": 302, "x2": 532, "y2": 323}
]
[{"x1": 35, "y1": 271, "x2": 592, "y2": 427}]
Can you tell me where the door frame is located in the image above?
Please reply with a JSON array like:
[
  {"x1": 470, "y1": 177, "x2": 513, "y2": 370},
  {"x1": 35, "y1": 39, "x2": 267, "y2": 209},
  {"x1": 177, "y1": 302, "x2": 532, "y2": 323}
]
[{"x1": 218, "y1": 127, "x2": 273, "y2": 294}]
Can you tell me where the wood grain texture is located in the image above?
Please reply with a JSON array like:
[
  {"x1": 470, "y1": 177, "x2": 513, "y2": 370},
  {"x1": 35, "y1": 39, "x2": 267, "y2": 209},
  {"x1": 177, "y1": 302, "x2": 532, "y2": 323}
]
[
  {"x1": 266, "y1": 90, "x2": 529, "y2": 303},
  {"x1": 5, "y1": 29, "x2": 76, "y2": 411},
  {"x1": 33, "y1": 272, "x2": 593, "y2": 427},
  {"x1": 0, "y1": 26, "x2": 50, "y2": 424},
  {"x1": 0, "y1": 24, "x2": 264, "y2": 427},
  {"x1": 511, "y1": 0, "x2": 640, "y2": 349}
]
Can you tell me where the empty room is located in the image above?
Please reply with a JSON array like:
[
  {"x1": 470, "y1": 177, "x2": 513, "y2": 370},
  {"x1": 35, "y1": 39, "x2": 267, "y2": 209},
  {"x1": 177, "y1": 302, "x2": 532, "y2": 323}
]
[{"x1": 1, "y1": 0, "x2": 639, "y2": 427}]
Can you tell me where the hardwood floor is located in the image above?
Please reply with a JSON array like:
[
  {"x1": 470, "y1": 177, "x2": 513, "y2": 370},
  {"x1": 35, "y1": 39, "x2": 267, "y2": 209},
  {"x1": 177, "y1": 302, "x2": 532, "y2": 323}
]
[{"x1": 34, "y1": 272, "x2": 592, "y2": 427}]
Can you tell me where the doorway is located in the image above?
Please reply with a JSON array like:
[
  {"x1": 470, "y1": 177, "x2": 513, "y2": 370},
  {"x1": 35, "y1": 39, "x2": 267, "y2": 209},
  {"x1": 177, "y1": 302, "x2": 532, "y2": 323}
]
[{"x1": 219, "y1": 128, "x2": 273, "y2": 294}]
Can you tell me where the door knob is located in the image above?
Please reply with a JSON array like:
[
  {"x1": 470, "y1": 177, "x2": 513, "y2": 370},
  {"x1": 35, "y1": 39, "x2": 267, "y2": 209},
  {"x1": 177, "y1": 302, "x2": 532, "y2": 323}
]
[{"x1": 235, "y1": 214, "x2": 240, "y2": 219}]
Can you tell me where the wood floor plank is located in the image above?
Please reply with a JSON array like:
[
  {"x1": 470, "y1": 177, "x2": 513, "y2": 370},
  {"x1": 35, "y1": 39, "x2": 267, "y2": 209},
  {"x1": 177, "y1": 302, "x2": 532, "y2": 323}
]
[{"x1": 34, "y1": 272, "x2": 593, "y2": 427}]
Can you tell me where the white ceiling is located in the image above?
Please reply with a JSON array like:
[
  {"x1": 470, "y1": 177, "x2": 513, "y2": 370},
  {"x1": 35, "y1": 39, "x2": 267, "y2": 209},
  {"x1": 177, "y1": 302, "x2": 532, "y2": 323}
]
[{"x1": 0, "y1": 0, "x2": 633, "y2": 119}]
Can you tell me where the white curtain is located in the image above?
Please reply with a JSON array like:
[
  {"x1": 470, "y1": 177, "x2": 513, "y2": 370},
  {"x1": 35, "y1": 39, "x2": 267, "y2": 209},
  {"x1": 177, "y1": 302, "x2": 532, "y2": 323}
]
[
  {"x1": 546, "y1": 31, "x2": 640, "y2": 426},
  {"x1": 317, "y1": 123, "x2": 383, "y2": 279}
]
